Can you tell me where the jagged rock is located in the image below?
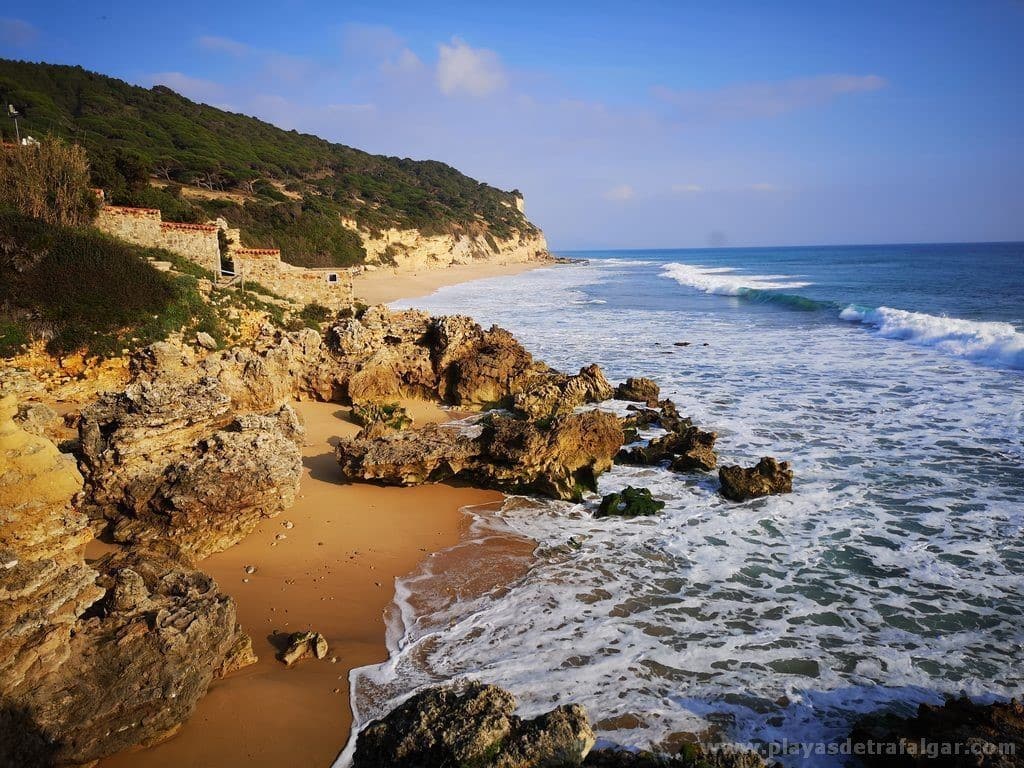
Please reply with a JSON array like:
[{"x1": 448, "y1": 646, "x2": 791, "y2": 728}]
[
  {"x1": 513, "y1": 364, "x2": 615, "y2": 420},
  {"x1": 219, "y1": 630, "x2": 259, "y2": 677},
  {"x1": 617, "y1": 426, "x2": 717, "y2": 472},
  {"x1": 79, "y1": 373, "x2": 303, "y2": 563},
  {"x1": 615, "y1": 377, "x2": 660, "y2": 406},
  {"x1": 351, "y1": 401, "x2": 412, "y2": 431},
  {"x1": 718, "y1": 457, "x2": 793, "y2": 502},
  {"x1": 1, "y1": 398, "x2": 251, "y2": 766},
  {"x1": 353, "y1": 681, "x2": 595, "y2": 768},
  {"x1": 337, "y1": 410, "x2": 623, "y2": 501},
  {"x1": 595, "y1": 487, "x2": 665, "y2": 518},
  {"x1": 584, "y1": 747, "x2": 765, "y2": 768},
  {"x1": 849, "y1": 697, "x2": 1024, "y2": 767},
  {"x1": 279, "y1": 630, "x2": 329, "y2": 665}
]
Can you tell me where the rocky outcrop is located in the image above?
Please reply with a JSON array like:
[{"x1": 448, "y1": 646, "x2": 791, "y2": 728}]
[
  {"x1": 79, "y1": 376, "x2": 303, "y2": 562},
  {"x1": 0, "y1": 395, "x2": 102, "y2": 697},
  {"x1": 353, "y1": 682, "x2": 595, "y2": 768},
  {"x1": 849, "y1": 697, "x2": 1024, "y2": 767},
  {"x1": 616, "y1": 400, "x2": 718, "y2": 473},
  {"x1": 595, "y1": 486, "x2": 665, "y2": 518},
  {"x1": 1, "y1": 396, "x2": 250, "y2": 767},
  {"x1": 338, "y1": 409, "x2": 623, "y2": 501},
  {"x1": 512, "y1": 364, "x2": 615, "y2": 420},
  {"x1": 351, "y1": 401, "x2": 412, "y2": 431},
  {"x1": 718, "y1": 457, "x2": 793, "y2": 502},
  {"x1": 615, "y1": 377, "x2": 660, "y2": 407}
]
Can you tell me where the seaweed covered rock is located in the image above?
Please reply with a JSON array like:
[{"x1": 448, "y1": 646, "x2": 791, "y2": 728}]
[
  {"x1": 849, "y1": 697, "x2": 1024, "y2": 767},
  {"x1": 718, "y1": 457, "x2": 793, "y2": 502},
  {"x1": 337, "y1": 410, "x2": 623, "y2": 501},
  {"x1": 615, "y1": 377, "x2": 660, "y2": 407},
  {"x1": 595, "y1": 487, "x2": 666, "y2": 518},
  {"x1": 353, "y1": 682, "x2": 595, "y2": 768}
]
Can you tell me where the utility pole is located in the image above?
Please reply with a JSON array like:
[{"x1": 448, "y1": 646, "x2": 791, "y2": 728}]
[{"x1": 6, "y1": 104, "x2": 20, "y2": 144}]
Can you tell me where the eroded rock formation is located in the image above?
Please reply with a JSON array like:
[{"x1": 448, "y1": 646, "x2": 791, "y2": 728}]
[
  {"x1": 718, "y1": 457, "x2": 793, "y2": 502},
  {"x1": 1, "y1": 396, "x2": 250, "y2": 767},
  {"x1": 338, "y1": 409, "x2": 623, "y2": 501},
  {"x1": 353, "y1": 682, "x2": 596, "y2": 768}
]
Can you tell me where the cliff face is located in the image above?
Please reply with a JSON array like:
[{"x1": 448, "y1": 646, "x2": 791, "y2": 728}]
[{"x1": 344, "y1": 220, "x2": 550, "y2": 271}]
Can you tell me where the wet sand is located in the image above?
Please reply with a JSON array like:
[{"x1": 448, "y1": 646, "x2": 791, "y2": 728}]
[
  {"x1": 352, "y1": 261, "x2": 544, "y2": 305},
  {"x1": 96, "y1": 399, "x2": 505, "y2": 768}
]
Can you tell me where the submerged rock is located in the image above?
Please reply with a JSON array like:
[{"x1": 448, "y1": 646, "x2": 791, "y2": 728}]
[
  {"x1": 595, "y1": 487, "x2": 666, "y2": 518},
  {"x1": 353, "y1": 681, "x2": 595, "y2": 768},
  {"x1": 279, "y1": 630, "x2": 329, "y2": 666},
  {"x1": 849, "y1": 697, "x2": 1024, "y2": 767},
  {"x1": 584, "y1": 747, "x2": 765, "y2": 768},
  {"x1": 615, "y1": 377, "x2": 661, "y2": 406},
  {"x1": 718, "y1": 457, "x2": 793, "y2": 502}
]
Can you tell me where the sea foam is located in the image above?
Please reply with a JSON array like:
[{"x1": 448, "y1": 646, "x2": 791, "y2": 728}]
[
  {"x1": 660, "y1": 262, "x2": 813, "y2": 294},
  {"x1": 839, "y1": 305, "x2": 1024, "y2": 370}
]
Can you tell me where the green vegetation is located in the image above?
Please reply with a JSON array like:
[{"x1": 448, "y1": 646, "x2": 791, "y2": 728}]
[
  {"x1": 0, "y1": 210, "x2": 224, "y2": 357},
  {"x1": 299, "y1": 302, "x2": 332, "y2": 328},
  {"x1": 0, "y1": 137, "x2": 97, "y2": 226},
  {"x1": 0, "y1": 59, "x2": 535, "y2": 267}
]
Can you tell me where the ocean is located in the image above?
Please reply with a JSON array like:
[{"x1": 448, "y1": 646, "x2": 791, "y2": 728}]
[{"x1": 345, "y1": 243, "x2": 1024, "y2": 764}]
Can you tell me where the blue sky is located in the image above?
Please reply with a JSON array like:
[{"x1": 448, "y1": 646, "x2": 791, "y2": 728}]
[{"x1": 2, "y1": 1, "x2": 1022, "y2": 249}]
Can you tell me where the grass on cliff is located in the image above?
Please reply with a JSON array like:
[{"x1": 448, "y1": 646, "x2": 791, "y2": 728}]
[{"x1": 0, "y1": 210, "x2": 224, "y2": 358}]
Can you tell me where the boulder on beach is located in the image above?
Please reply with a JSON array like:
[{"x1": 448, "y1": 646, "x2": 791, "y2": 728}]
[
  {"x1": 278, "y1": 630, "x2": 329, "y2": 666},
  {"x1": 849, "y1": 697, "x2": 1024, "y2": 768},
  {"x1": 353, "y1": 681, "x2": 596, "y2": 768},
  {"x1": 718, "y1": 457, "x2": 793, "y2": 502}
]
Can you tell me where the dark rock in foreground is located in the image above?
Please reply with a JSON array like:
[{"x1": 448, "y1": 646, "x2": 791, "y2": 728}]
[
  {"x1": 595, "y1": 487, "x2": 666, "y2": 518},
  {"x1": 353, "y1": 681, "x2": 596, "y2": 768},
  {"x1": 718, "y1": 457, "x2": 793, "y2": 502},
  {"x1": 616, "y1": 399, "x2": 717, "y2": 473},
  {"x1": 849, "y1": 697, "x2": 1024, "y2": 767}
]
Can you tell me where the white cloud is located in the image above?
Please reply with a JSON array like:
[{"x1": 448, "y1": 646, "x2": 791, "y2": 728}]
[
  {"x1": 0, "y1": 17, "x2": 37, "y2": 47},
  {"x1": 437, "y1": 37, "x2": 506, "y2": 97},
  {"x1": 672, "y1": 183, "x2": 703, "y2": 193},
  {"x1": 604, "y1": 184, "x2": 636, "y2": 201},
  {"x1": 147, "y1": 72, "x2": 227, "y2": 104},
  {"x1": 653, "y1": 74, "x2": 887, "y2": 120},
  {"x1": 197, "y1": 35, "x2": 249, "y2": 57}
]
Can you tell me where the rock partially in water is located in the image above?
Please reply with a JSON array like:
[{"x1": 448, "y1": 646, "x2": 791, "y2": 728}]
[
  {"x1": 718, "y1": 457, "x2": 793, "y2": 502},
  {"x1": 615, "y1": 377, "x2": 661, "y2": 407},
  {"x1": 353, "y1": 681, "x2": 596, "y2": 768},
  {"x1": 617, "y1": 426, "x2": 718, "y2": 472},
  {"x1": 512, "y1": 363, "x2": 615, "y2": 420},
  {"x1": 849, "y1": 697, "x2": 1024, "y2": 767},
  {"x1": 337, "y1": 409, "x2": 623, "y2": 501},
  {"x1": 279, "y1": 630, "x2": 329, "y2": 666},
  {"x1": 595, "y1": 487, "x2": 666, "y2": 518}
]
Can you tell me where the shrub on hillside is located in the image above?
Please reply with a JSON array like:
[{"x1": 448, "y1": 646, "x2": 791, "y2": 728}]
[{"x1": 0, "y1": 138, "x2": 97, "y2": 226}]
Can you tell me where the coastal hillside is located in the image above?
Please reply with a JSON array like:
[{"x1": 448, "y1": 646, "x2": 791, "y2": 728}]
[{"x1": 0, "y1": 59, "x2": 546, "y2": 269}]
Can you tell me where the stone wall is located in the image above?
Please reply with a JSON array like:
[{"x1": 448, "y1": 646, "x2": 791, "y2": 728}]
[
  {"x1": 95, "y1": 206, "x2": 220, "y2": 274},
  {"x1": 232, "y1": 248, "x2": 353, "y2": 307}
]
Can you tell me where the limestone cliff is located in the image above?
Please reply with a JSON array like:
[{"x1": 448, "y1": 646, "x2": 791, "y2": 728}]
[{"x1": 343, "y1": 219, "x2": 550, "y2": 271}]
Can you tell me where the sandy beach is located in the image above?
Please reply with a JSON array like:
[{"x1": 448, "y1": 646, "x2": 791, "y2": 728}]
[
  {"x1": 352, "y1": 261, "x2": 544, "y2": 305},
  {"x1": 95, "y1": 398, "x2": 506, "y2": 768}
]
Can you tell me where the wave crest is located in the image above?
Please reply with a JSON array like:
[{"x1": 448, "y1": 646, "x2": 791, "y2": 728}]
[
  {"x1": 660, "y1": 262, "x2": 813, "y2": 295},
  {"x1": 840, "y1": 306, "x2": 1024, "y2": 370}
]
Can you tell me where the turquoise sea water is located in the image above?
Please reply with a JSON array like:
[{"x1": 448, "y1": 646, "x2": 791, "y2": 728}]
[{"x1": 345, "y1": 242, "x2": 1024, "y2": 765}]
